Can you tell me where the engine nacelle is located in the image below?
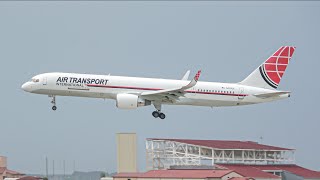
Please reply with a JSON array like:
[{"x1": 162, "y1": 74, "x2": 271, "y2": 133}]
[{"x1": 116, "y1": 94, "x2": 151, "y2": 109}]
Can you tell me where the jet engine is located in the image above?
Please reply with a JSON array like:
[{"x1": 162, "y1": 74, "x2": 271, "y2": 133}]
[{"x1": 116, "y1": 94, "x2": 151, "y2": 109}]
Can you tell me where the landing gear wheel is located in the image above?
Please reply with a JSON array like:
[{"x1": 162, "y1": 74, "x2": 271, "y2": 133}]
[
  {"x1": 50, "y1": 95, "x2": 57, "y2": 111},
  {"x1": 152, "y1": 111, "x2": 159, "y2": 118},
  {"x1": 159, "y1": 113, "x2": 166, "y2": 119}
]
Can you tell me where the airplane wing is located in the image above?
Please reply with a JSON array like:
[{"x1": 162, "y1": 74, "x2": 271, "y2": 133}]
[
  {"x1": 141, "y1": 70, "x2": 201, "y2": 102},
  {"x1": 181, "y1": 70, "x2": 190, "y2": 80},
  {"x1": 254, "y1": 91, "x2": 290, "y2": 98}
]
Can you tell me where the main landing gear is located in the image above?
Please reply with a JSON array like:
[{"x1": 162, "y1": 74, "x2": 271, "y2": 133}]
[
  {"x1": 152, "y1": 103, "x2": 166, "y2": 119},
  {"x1": 152, "y1": 111, "x2": 166, "y2": 119},
  {"x1": 50, "y1": 95, "x2": 57, "y2": 111}
]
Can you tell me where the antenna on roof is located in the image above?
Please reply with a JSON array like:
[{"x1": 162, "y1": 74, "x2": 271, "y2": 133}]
[
  {"x1": 52, "y1": 160, "x2": 55, "y2": 178},
  {"x1": 260, "y1": 136, "x2": 264, "y2": 144},
  {"x1": 45, "y1": 157, "x2": 48, "y2": 179}
]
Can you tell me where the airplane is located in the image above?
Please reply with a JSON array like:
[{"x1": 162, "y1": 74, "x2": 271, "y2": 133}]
[{"x1": 22, "y1": 46, "x2": 295, "y2": 119}]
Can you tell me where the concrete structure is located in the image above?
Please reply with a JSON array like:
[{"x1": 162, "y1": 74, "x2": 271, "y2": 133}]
[
  {"x1": 0, "y1": 156, "x2": 24, "y2": 180},
  {"x1": 0, "y1": 157, "x2": 7, "y2": 169},
  {"x1": 117, "y1": 133, "x2": 137, "y2": 173}
]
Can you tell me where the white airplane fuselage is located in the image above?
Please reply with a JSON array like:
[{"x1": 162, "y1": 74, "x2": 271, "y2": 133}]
[
  {"x1": 21, "y1": 46, "x2": 295, "y2": 118},
  {"x1": 22, "y1": 72, "x2": 288, "y2": 107}
]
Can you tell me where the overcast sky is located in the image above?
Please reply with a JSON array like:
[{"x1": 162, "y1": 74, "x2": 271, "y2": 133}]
[{"x1": 0, "y1": 1, "x2": 319, "y2": 175}]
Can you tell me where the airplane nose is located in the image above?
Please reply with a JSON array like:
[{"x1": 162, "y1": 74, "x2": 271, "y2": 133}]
[{"x1": 21, "y1": 82, "x2": 32, "y2": 92}]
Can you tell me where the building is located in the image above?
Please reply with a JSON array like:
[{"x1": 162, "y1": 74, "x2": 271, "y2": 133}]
[
  {"x1": 216, "y1": 164, "x2": 320, "y2": 180},
  {"x1": 145, "y1": 138, "x2": 320, "y2": 180},
  {"x1": 146, "y1": 138, "x2": 294, "y2": 170},
  {"x1": 117, "y1": 133, "x2": 137, "y2": 173},
  {"x1": 17, "y1": 177, "x2": 44, "y2": 180},
  {"x1": 0, "y1": 156, "x2": 24, "y2": 180},
  {"x1": 114, "y1": 169, "x2": 246, "y2": 180}
]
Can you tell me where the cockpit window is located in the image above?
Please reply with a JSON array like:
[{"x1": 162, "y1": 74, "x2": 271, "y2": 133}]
[{"x1": 32, "y1": 78, "x2": 40, "y2": 83}]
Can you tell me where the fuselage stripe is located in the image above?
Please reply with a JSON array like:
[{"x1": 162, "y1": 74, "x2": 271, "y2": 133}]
[
  {"x1": 86, "y1": 84, "x2": 162, "y2": 91},
  {"x1": 86, "y1": 84, "x2": 248, "y2": 97}
]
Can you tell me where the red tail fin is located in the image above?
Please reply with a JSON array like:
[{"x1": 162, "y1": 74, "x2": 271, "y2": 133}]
[
  {"x1": 260, "y1": 46, "x2": 295, "y2": 88},
  {"x1": 241, "y1": 46, "x2": 296, "y2": 89}
]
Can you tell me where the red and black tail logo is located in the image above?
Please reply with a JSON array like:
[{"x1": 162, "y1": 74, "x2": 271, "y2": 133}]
[
  {"x1": 194, "y1": 70, "x2": 201, "y2": 81},
  {"x1": 259, "y1": 46, "x2": 295, "y2": 89}
]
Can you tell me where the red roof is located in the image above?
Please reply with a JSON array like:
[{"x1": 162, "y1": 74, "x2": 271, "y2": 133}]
[
  {"x1": 0, "y1": 167, "x2": 24, "y2": 175},
  {"x1": 0, "y1": 167, "x2": 5, "y2": 174},
  {"x1": 249, "y1": 164, "x2": 320, "y2": 178},
  {"x1": 7, "y1": 169, "x2": 24, "y2": 175},
  {"x1": 216, "y1": 164, "x2": 280, "y2": 179},
  {"x1": 149, "y1": 138, "x2": 293, "y2": 151},
  {"x1": 114, "y1": 169, "x2": 235, "y2": 179},
  {"x1": 217, "y1": 164, "x2": 320, "y2": 179}
]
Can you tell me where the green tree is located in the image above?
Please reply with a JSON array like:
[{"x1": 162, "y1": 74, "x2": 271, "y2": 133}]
[{"x1": 100, "y1": 172, "x2": 106, "y2": 178}]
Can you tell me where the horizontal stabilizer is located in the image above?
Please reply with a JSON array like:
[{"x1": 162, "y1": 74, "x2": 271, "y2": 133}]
[{"x1": 254, "y1": 91, "x2": 290, "y2": 98}]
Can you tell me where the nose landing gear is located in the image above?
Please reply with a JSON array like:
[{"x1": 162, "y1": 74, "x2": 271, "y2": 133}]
[{"x1": 50, "y1": 95, "x2": 57, "y2": 111}]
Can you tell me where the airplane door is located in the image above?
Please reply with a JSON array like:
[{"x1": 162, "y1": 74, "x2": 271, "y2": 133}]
[
  {"x1": 238, "y1": 87, "x2": 244, "y2": 100},
  {"x1": 43, "y1": 77, "x2": 47, "y2": 85}
]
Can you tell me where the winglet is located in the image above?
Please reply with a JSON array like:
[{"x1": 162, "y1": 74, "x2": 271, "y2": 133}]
[
  {"x1": 194, "y1": 70, "x2": 201, "y2": 81},
  {"x1": 180, "y1": 70, "x2": 202, "y2": 90},
  {"x1": 141, "y1": 70, "x2": 202, "y2": 97},
  {"x1": 181, "y1": 70, "x2": 191, "y2": 80}
]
